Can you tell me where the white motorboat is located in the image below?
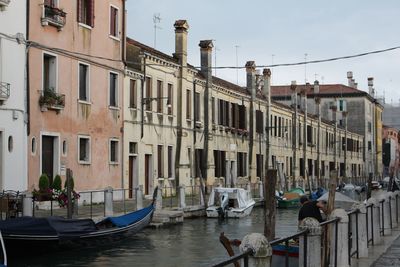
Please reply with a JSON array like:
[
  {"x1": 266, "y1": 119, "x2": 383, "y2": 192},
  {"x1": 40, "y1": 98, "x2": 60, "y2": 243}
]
[{"x1": 206, "y1": 187, "x2": 255, "y2": 218}]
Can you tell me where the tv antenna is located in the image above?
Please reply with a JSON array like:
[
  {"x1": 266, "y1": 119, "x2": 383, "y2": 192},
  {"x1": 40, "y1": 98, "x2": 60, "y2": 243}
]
[{"x1": 153, "y1": 13, "x2": 162, "y2": 48}]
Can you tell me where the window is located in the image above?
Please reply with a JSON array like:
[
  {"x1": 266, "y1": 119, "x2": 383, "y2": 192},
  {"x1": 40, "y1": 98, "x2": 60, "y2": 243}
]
[
  {"x1": 237, "y1": 152, "x2": 247, "y2": 177},
  {"x1": 157, "y1": 80, "x2": 163, "y2": 113},
  {"x1": 238, "y1": 105, "x2": 246, "y2": 129},
  {"x1": 186, "y1": 89, "x2": 191, "y2": 120},
  {"x1": 368, "y1": 122, "x2": 372, "y2": 133},
  {"x1": 168, "y1": 146, "x2": 173, "y2": 178},
  {"x1": 194, "y1": 92, "x2": 200, "y2": 122},
  {"x1": 78, "y1": 63, "x2": 89, "y2": 101},
  {"x1": 145, "y1": 77, "x2": 152, "y2": 111},
  {"x1": 109, "y1": 5, "x2": 119, "y2": 38},
  {"x1": 62, "y1": 140, "x2": 67, "y2": 156},
  {"x1": 109, "y1": 72, "x2": 118, "y2": 107},
  {"x1": 167, "y1": 83, "x2": 173, "y2": 115},
  {"x1": 211, "y1": 97, "x2": 215, "y2": 124},
  {"x1": 368, "y1": 141, "x2": 372, "y2": 151},
  {"x1": 129, "y1": 142, "x2": 137, "y2": 154},
  {"x1": 77, "y1": 0, "x2": 94, "y2": 27},
  {"x1": 31, "y1": 137, "x2": 37, "y2": 155},
  {"x1": 129, "y1": 79, "x2": 137, "y2": 108},
  {"x1": 307, "y1": 125, "x2": 312, "y2": 144},
  {"x1": 109, "y1": 139, "x2": 119, "y2": 164},
  {"x1": 157, "y1": 145, "x2": 163, "y2": 178},
  {"x1": 195, "y1": 149, "x2": 204, "y2": 178},
  {"x1": 256, "y1": 110, "x2": 263, "y2": 134},
  {"x1": 8, "y1": 136, "x2": 13, "y2": 153},
  {"x1": 78, "y1": 136, "x2": 90, "y2": 164},
  {"x1": 43, "y1": 53, "x2": 57, "y2": 91},
  {"x1": 214, "y1": 150, "x2": 226, "y2": 178}
]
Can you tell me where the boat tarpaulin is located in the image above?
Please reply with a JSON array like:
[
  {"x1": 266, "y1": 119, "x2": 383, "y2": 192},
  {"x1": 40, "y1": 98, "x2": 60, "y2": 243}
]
[
  {"x1": 0, "y1": 216, "x2": 97, "y2": 237},
  {"x1": 99, "y1": 204, "x2": 154, "y2": 227}
]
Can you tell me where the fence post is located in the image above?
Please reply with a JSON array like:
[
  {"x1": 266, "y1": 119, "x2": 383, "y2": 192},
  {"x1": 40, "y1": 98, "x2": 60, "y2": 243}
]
[
  {"x1": 389, "y1": 192, "x2": 397, "y2": 228},
  {"x1": 179, "y1": 185, "x2": 186, "y2": 209},
  {"x1": 299, "y1": 217, "x2": 321, "y2": 267},
  {"x1": 330, "y1": 209, "x2": 349, "y2": 267},
  {"x1": 22, "y1": 191, "x2": 33, "y2": 217},
  {"x1": 156, "y1": 185, "x2": 163, "y2": 210},
  {"x1": 258, "y1": 180, "x2": 264, "y2": 200},
  {"x1": 104, "y1": 187, "x2": 113, "y2": 217},
  {"x1": 136, "y1": 186, "x2": 143, "y2": 210},
  {"x1": 352, "y1": 203, "x2": 368, "y2": 257},
  {"x1": 367, "y1": 197, "x2": 381, "y2": 245},
  {"x1": 378, "y1": 193, "x2": 391, "y2": 235},
  {"x1": 239, "y1": 233, "x2": 272, "y2": 267}
]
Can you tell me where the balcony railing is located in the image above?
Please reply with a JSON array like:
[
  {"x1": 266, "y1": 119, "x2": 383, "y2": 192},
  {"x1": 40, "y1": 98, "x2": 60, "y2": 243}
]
[
  {"x1": 0, "y1": 82, "x2": 10, "y2": 103},
  {"x1": 41, "y1": 2, "x2": 66, "y2": 30},
  {"x1": 39, "y1": 89, "x2": 65, "y2": 111},
  {"x1": 0, "y1": 0, "x2": 11, "y2": 10}
]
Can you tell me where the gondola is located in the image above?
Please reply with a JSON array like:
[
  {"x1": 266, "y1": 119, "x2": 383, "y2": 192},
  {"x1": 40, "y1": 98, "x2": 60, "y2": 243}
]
[{"x1": 0, "y1": 187, "x2": 158, "y2": 255}]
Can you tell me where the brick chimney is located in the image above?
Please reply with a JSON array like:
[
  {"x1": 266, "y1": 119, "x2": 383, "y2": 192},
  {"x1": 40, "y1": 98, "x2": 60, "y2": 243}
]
[
  {"x1": 173, "y1": 20, "x2": 189, "y2": 66},
  {"x1": 199, "y1": 40, "x2": 213, "y2": 78},
  {"x1": 290, "y1": 80, "x2": 297, "y2": 108},
  {"x1": 262, "y1": 68, "x2": 271, "y2": 101},
  {"x1": 368, "y1": 77, "x2": 375, "y2": 96},
  {"x1": 245, "y1": 61, "x2": 256, "y2": 98}
]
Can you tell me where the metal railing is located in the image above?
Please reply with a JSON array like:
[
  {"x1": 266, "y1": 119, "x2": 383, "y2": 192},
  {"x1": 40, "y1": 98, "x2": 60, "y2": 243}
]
[
  {"x1": 42, "y1": 1, "x2": 66, "y2": 28},
  {"x1": 348, "y1": 209, "x2": 360, "y2": 264},
  {"x1": 210, "y1": 248, "x2": 253, "y2": 267},
  {"x1": 270, "y1": 230, "x2": 309, "y2": 267},
  {"x1": 366, "y1": 203, "x2": 374, "y2": 246}
]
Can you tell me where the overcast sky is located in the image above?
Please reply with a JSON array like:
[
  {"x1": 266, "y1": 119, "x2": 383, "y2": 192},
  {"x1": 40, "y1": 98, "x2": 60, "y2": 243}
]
[{"x1": 126, "y1": 0, "x2": 400, "y2": 103}]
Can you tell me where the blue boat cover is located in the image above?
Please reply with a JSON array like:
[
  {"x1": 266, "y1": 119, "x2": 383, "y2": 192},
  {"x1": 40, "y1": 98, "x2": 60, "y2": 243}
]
[
  {"x1": 100, "y1": 204, "x2": 154, "y2": 227},
  {"x1": 0, "y1": 216, "x2": 97, "y2": 237}
]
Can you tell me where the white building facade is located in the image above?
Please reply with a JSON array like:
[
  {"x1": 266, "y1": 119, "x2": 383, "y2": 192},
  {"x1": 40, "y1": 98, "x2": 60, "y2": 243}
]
[{"x1": 0, "y1": 0, "x2": 28, "y2": 190}]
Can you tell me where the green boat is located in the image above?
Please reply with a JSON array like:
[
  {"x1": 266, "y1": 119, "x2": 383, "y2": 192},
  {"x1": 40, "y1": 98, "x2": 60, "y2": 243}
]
[{"x1": 277, "y1": 188, "x2": 305, "y2": 209}]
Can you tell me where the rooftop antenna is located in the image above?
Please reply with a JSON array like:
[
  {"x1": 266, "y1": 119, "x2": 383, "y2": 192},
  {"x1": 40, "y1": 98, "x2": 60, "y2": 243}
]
[
  {"x1": 235, "y1": 45, "x2": 240, "y2": 84},
  {"x1": 153, "y1": 13, "x2": 162, "y2": 48},
  {"x1": 304, "y1": 53, "x2": 308, "y2": 84}
]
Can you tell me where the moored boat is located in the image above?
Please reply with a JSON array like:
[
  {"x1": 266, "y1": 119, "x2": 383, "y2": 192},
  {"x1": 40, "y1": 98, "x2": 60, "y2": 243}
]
[
  {"x1": 277, "y1": 188, "x2": 305, "y2": 208},
  {"x1": 206, "y1": 187, "x2": 255, "y2": 218}
]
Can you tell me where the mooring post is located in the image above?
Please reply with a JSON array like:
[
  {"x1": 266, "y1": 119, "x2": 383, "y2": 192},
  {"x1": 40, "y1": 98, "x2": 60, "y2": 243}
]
[
  {"x1": 299, "y1": 217, "x2": 322, "y2": 267},
  {"x1": 22, "y1": 191, "x2": 33, "y2": 217},
  {"x1": 378, "y1": 193, "x2": 391, "y2": 235},
  {"x1": 258, "y1": 180, "x2": 264, "y2": 200},
  {"x1": 352, "y1": 203, "x2": 368, "y2": 257},
  {"x1": 66, "y1": 168, "x2": 73, "y2": 219},
  {"x1": 367, "y1": 197, "x2": 381, "y2": 245},
  {"x1": 156, "y1": 185, "x2": 162, "y2": 210},
  {"x1": 179, "y1": 185, "x2": 186, "y2": 209},
  {"x1": 104, "y1": 186, "x2": 113, "y2": 217},
  {"x1": 329, "y1": 209, "x2": 349, "y2": 267},
  {"x1": 239, "y1": 233, "x2": 272, "y2": 267},
  {"x1": 264, "y1": 169, "x2": 277, "y2": 240},
  {"x1": 135, "y1": 185, "x2": 143, "y2": 210}
]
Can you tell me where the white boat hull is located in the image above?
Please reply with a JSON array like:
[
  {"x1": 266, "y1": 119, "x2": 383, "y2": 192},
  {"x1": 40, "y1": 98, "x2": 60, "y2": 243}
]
[{"x1": 206, "y1": 201, "x2": 255, "y2": 218}]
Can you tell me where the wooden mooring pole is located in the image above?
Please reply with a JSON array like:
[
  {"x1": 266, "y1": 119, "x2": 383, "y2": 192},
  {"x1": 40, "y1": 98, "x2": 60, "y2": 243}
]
[
  {"x1": 323, "y1": 170, "x2": 338, "y2": 266},
  {"x1": 264, "y1": 169, "x2": 277, "y2": 241},
  {"x1": 66, "y1": 168, "x2": 73, "y2": 219}
]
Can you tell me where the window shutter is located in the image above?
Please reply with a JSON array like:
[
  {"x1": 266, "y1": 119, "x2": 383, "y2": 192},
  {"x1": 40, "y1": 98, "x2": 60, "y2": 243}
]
[
  {"x1": 89, "y1": 0, "x2": 95, "y2": 27},
  {"x1": 77, "y1": 0, "x2": 82, "y2": 23}
]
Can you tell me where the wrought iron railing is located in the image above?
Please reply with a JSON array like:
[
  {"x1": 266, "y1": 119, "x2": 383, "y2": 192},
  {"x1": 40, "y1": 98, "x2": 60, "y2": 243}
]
[
  {"x1": 0, "y1": 0, "x2": 11, "y2": 7},
  {"x1": 42, "y1": 1, "x2": 66, "y2": 28}
]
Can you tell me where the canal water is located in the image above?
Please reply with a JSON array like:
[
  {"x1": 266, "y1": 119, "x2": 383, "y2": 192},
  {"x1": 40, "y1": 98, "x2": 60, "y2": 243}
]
[{"x1": 12, "y1": 207, "x2": 298, "y2": 267}]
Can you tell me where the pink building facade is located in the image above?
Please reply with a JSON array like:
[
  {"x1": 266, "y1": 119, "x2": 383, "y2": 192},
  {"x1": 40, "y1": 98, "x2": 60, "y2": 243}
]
[
  {"x1": 382, "y1": 126, "x2": 400, "y2": 178},
  {"x1": 27, "y1": 0, "x2": 125, "y2": 191}
]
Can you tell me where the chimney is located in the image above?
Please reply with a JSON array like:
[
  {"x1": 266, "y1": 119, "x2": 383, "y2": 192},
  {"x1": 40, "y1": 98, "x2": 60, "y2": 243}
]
[
  {"x1": 262, "y1": 68, "x2": 271, "y2": 101},
  {"x1": 245, "y1": 61, "x2": 256, "y2": 98},
  {"x1": 173, "y1": 20, "x2": 189, "y2": 66},
  {"x1": 290, "y1": 80, "x2": 297, "y2": 108},
  {"x1": 199, "y1": 40, "x2": 213, "y2": 78},
  {"x1": 353, "y1": 81, "x2": 358, "y2": 89},
  {"x1": 313, "y1": 80, "x2": 320, "y2": 94},
  {"x1": 368, "y1": 77, "x2": 375, "y2": 96},
  {"x1": 347, "y1": 71, "x2": 353, "y2": 87}
]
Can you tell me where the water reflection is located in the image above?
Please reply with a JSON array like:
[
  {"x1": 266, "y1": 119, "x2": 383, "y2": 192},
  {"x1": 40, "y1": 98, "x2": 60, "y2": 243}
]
[{"x1": 12, "y1": 207, "x2": 298, "y2": 267}]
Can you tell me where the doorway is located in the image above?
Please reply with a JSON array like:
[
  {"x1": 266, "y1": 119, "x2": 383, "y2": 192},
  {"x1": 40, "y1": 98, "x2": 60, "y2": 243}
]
[
  {"x1": 42, "y1": 136, "x2": 55, "y2": 184},
  {"x1": 144, "y1": 154, "x2": 152, "y2": 195},
  {"x1": 128, "y1": 156, "x2": 138, "y2": 198}
]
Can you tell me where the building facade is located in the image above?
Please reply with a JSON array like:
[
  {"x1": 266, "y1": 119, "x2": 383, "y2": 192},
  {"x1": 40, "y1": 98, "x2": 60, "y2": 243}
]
[
  {"x1": 271, "y1": 73, "x2": 383, "y2": 180},
  {"x1": 123, "y1": 20, "x2": 364, "y2": 195},
  {"x1": 0, "y1": 0, "x2": 28, "y2": 191},
  {"x1": 27, "y1": 0, "x2": 125, "y2": 191},
  {"x1": 382, "y1": 126, "x2": 399, "y2": 178}
]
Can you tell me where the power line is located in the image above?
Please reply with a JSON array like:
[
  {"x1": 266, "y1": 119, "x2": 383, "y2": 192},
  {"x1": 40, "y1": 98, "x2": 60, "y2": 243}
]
[{"x1": 195, "y1": 45, "x2": 400, "y2": 69}]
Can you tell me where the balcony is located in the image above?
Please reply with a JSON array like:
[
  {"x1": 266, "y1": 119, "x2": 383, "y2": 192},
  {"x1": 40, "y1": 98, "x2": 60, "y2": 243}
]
[
  {"x1": 0, "y1": 0, "x2": 10, "y2": 11},
  {"x1": 39, "y1": 89, "x2": 65, "y2": 112},
  {"x1": 0, "y1": 82, "x2": 10, "y2": 104},
  {"x1": 41, "y1": 3, "x2": 66, "y2": 30}
]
